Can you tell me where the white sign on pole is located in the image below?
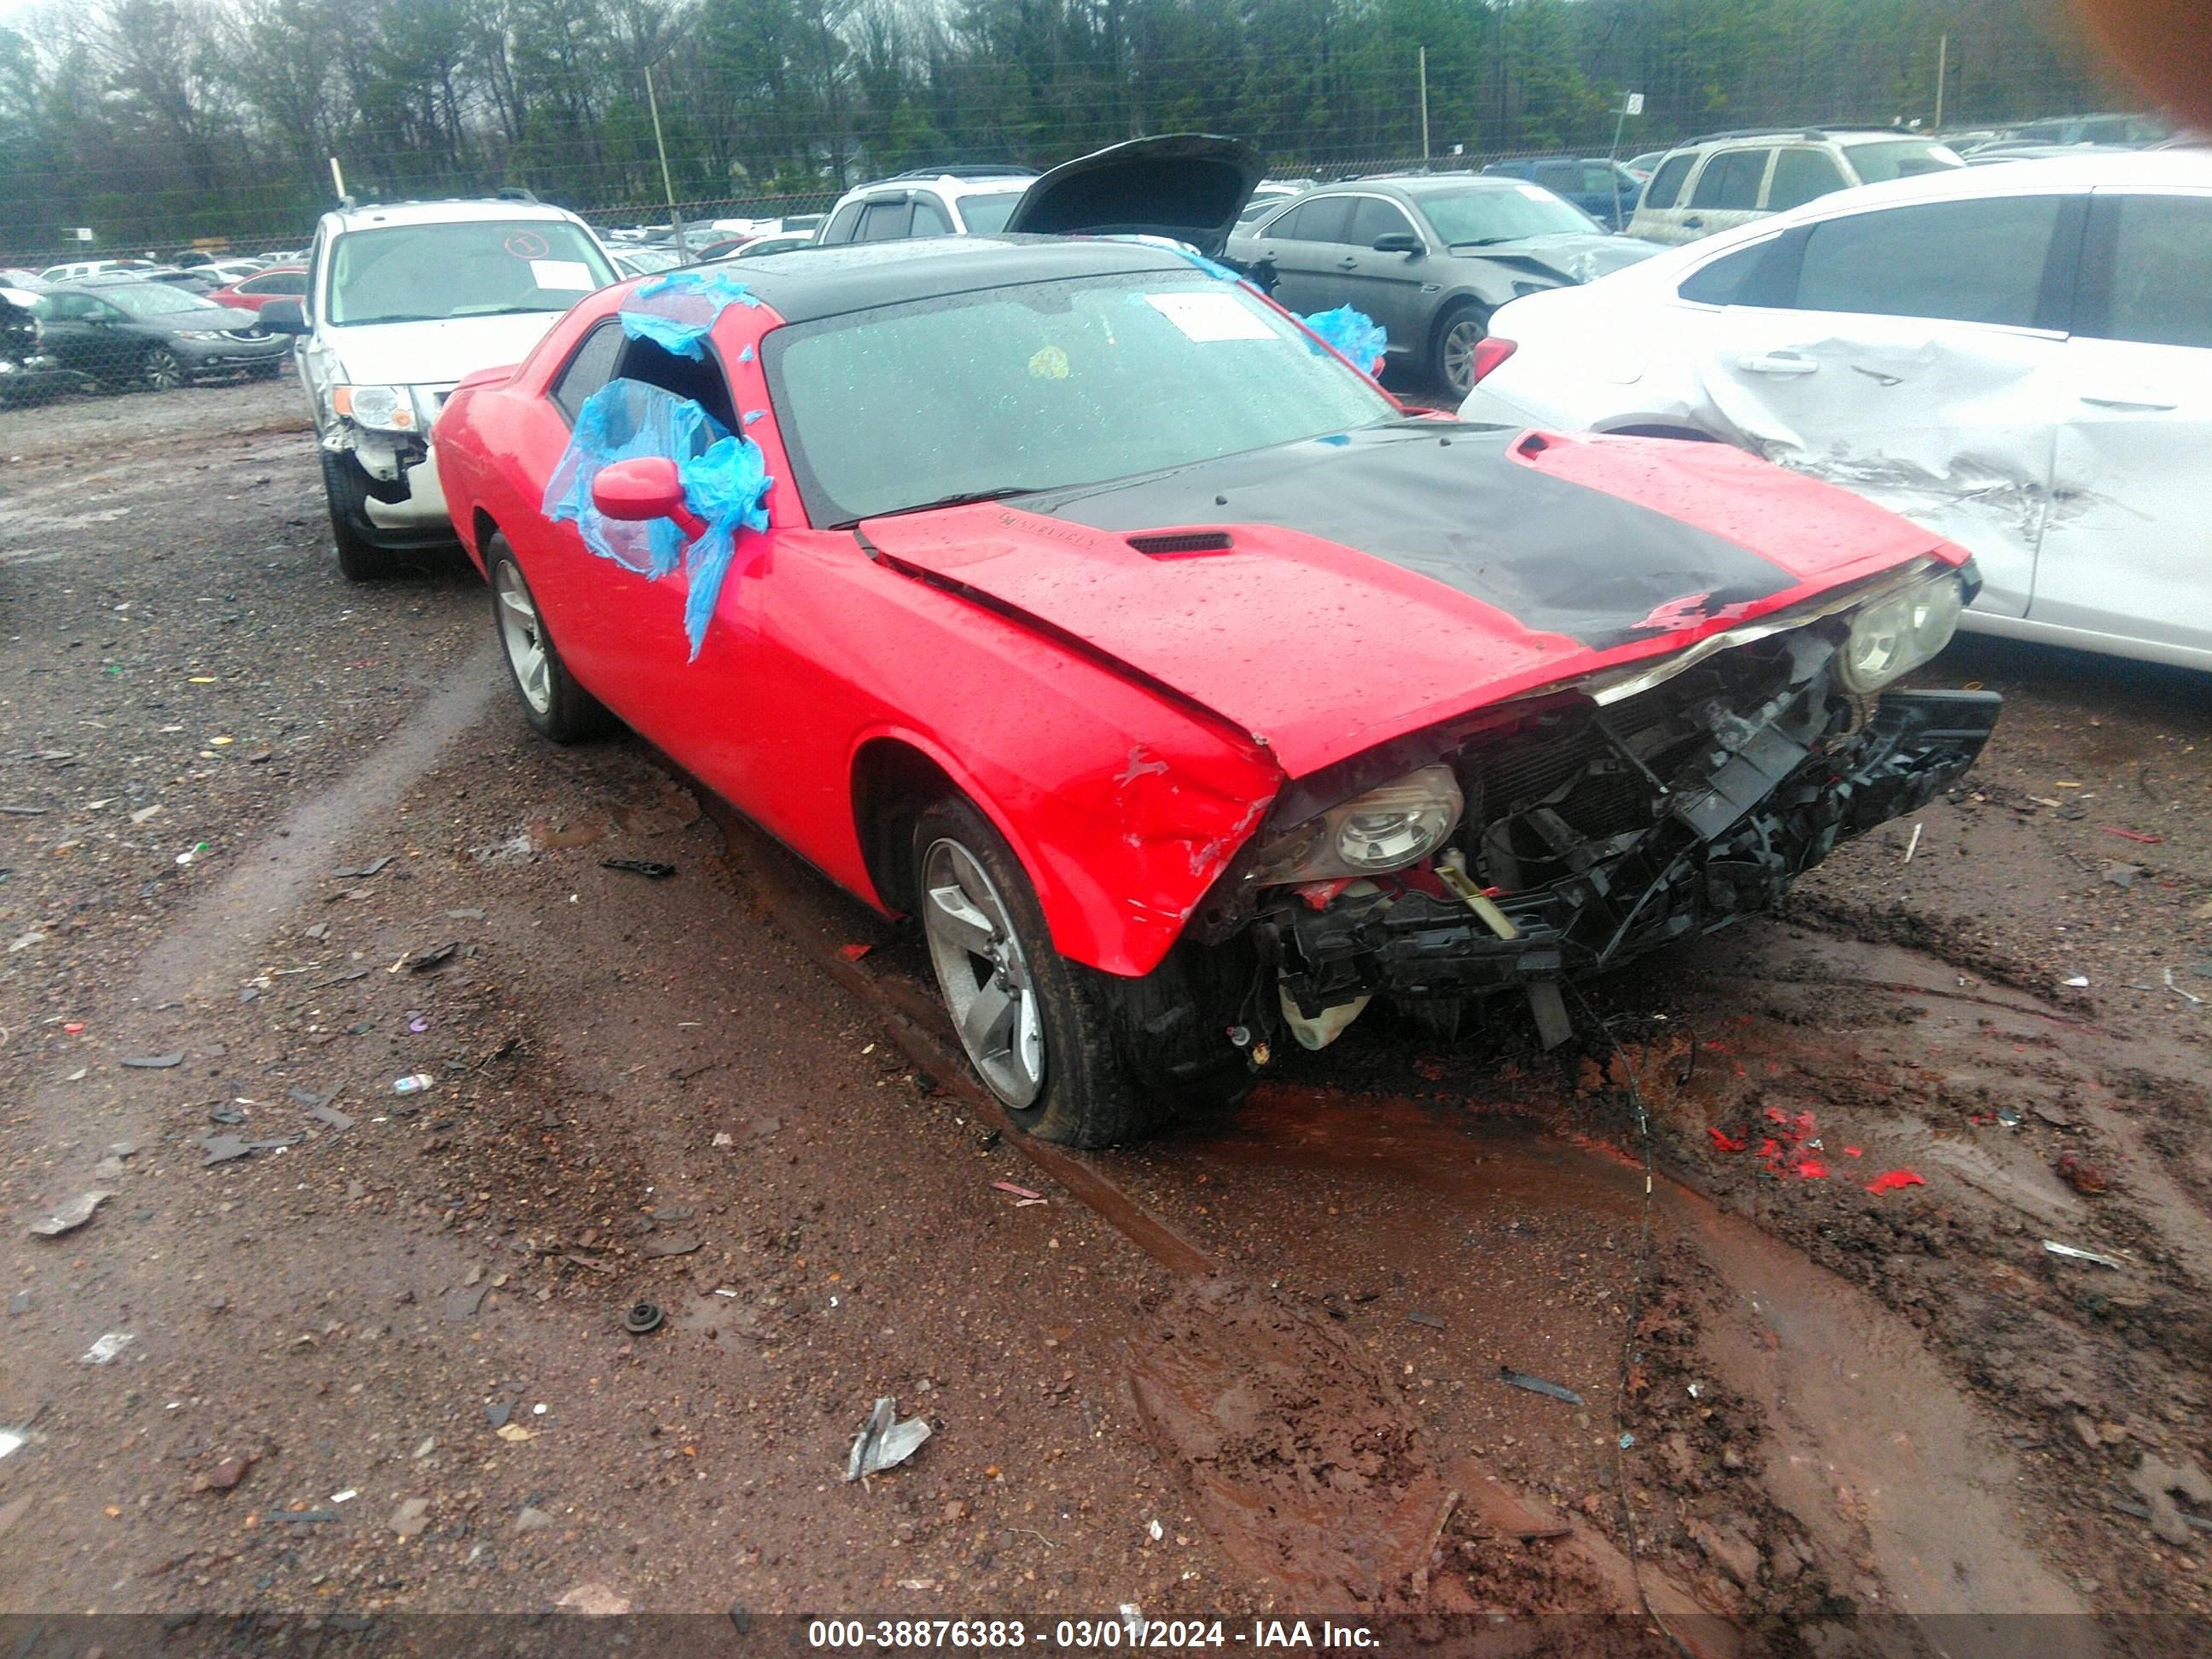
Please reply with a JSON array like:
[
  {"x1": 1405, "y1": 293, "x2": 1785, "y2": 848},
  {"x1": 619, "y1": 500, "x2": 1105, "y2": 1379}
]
[
  {"x1": 75, "y1": 227, "x2": 95, "y2": 242},
  {"x1": 1625, "y1": 93, "x2": 1644, "y2": 115}
]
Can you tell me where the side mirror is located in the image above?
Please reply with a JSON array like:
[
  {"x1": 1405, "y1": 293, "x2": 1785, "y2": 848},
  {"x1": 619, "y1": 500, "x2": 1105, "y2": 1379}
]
[
  {"x1": 591, "y1": 456, "x2": 698, "y2": 532},
  {"x1": 1372, "y1": 232, "x2": 1423, "y2": 255},
  {"x1": 259, "y1": 299, "x2": 306, "y2": 334}
]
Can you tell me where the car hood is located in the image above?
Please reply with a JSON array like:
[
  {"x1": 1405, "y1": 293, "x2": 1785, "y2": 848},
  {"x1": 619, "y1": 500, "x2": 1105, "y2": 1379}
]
[
  {"x1": 1003, "y1": 134, "x2": 1265, "y2": 259},
  {"x1": 324, "y1": 311, "x2": 569, "y2": 388},
  {"x1": 858, "y1": 423, "x2": 1960, "y2": 777},
  {"x1": 1452, "y1": 231, "x2": 1662, "y2": 285},
  {"x1": 173, "y1": 306, "x2": 261, "y2": 333}
]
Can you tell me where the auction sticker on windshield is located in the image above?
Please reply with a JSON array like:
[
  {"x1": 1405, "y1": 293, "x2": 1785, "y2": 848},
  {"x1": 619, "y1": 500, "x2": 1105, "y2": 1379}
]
[
  {"x1": 530, "y1": 259, "x2": 595, "y2": 290},
  {"x1": 1144, "y1": 290, "x2": 1274, "y2": 342}
]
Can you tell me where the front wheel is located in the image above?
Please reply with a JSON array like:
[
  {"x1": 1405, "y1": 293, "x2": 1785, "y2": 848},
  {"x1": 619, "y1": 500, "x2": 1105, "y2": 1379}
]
[
  {"x1": 320, "y1": 449, "x2": 397, "y2": 581},
  {"x1": 142, "y1": 346, "x2": 185, "y2": 392},
  {"x1": 1430, "y1": 301, "x2": 1493, "y2": 400},
  {"x1": 488, "y1": 538, "x2": 613, "y2": 743},
  {"x1": 913, "y1": 796, "x2": 1252, "y2": 1147}
]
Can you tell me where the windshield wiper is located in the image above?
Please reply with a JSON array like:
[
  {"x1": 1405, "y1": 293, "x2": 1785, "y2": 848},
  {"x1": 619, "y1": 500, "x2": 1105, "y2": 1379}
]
[
  {"x1": 335, "y1": 313, "x2": 445, "y2": 326},
  {"x1": 833, "y1": 486, "x2": 1045, "y2": 528},
  {"x1": 1448, "y1": 236, "x2": 1526, "y2": 248}
]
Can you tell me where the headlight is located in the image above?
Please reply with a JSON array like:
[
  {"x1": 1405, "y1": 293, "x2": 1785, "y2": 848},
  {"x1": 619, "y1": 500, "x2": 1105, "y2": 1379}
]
[
  {"x1": 332, "y1": 384, "x2": 417, "y2": 432},
  {"x1": 177, "y1": 329, "x2": 228, "y2": 341},
  {"x1": 1837, "y1": 569, "x2": 1965, "y2": 693},
  {"x1": 1248, "y1": 764, "x2": 1464, "y2": 884}
]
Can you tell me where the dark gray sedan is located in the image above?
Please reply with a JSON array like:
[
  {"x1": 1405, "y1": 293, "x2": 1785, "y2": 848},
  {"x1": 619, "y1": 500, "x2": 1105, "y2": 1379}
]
[
  {"x1": 1225, "y1": 175, "x2": 1662, "y2": 397},
  {"x1": 32, "y1": 279, "x2": 287, "y2": 392}
]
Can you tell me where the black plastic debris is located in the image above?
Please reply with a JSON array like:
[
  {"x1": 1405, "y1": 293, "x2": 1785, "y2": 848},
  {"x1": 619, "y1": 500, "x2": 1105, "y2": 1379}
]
[
  {"x1": 1407, "y1": 1311, "x2": 1446, "y2": 1330},
  {"x1": 309, "y1": 1104, "x2": 355, "y2": 1132},
  {"x1": 409, "y1": 941, "x2": 458, "y2": 973},
  {"x1": 1498, "y1": 1366, "x2": 1586, "y2": 1406},
  {"x1": 288, "y1": 1087, "x2": 335, "y2": 1109},
  {"x1": 207, "y1": 1107, "x2": 244, "y2": 1125},
  {"x1": 331, "y1": 856, "x2": 393, "y2": 878},
  {"x1": 120, "y1": 1053, "x2": 184, "y2": 1069},
  {"x1": 601, "y1": 858, "x2": 676, "y2": 880},
  {"x1": 624, "y1": 1301, "x2": 665, "y2": 1336}
]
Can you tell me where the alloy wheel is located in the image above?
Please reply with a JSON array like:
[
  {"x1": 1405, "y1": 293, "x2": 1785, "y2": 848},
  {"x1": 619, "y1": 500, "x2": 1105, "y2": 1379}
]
[
  {"x1": 143, "y1": 347, "x2": 183, "y2": 392},
  {"x1": 1441, "y1": 317, "x2": 1487, "y2": 399},
  {"x1": 920, "y1": 836, "x2": 1046, "y2": 1108},
  {"x1": 493, "y1": 562, "x2": 553, "y2": 715}
]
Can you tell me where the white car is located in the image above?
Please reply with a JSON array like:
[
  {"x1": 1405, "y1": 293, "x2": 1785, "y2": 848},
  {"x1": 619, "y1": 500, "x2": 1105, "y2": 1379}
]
[
  {"x1": 258, "y1": 198, "x2": 618, "y2": 580},
  {"x1": 815, "y1": 166, "x2": 1042, "y2": 244},
  {"x1": 40, "y1": 258, "x2": 160, "y2": 283},
  {"x1": 1459, "y1": 153, "x2": 2212, "y2": 672}
]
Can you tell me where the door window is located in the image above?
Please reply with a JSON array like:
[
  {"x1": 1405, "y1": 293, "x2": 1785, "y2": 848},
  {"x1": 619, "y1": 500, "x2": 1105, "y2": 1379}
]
[
  {"x1": 550, "y1": 319, "x2": 626, "y2": 424},
  {"x1": 1641, "y1": 153, "x2": 1696, "y2": 210},
  {"x1": 1690, "y1": 148, "x2": 1772, "y2": 211},
  {"x1": 1677, "y1": 240, "x2": 1774, "y2": 306},
  {"x1": 1279, "y1": 195, "x2": 1355, "y2": 244},
  {"x1": 1793, "y1": 195, "x2": 2062, "y2": 328},
  {"x1": 1766, "y1": 148, "x2": 1848, "y2": 212},
  {"x1": 1347, "y1": 196, "x2": 1419, "y2": 248},
  {"x1": 856, "y1": 199, "x2": 911, "y2": 242},
  {"x1": 1533, "y1": 160, "x2": 1582, "y2": 194},
  {"x1": 911, "y1": 195, "x2": 953, "y2": 237},
  {"x1": 2079, "y1": 194, "x2": 2212, "y2": 349},
  {"x1": 819, "y1": 202, "x2": 864, "y2": 244}
]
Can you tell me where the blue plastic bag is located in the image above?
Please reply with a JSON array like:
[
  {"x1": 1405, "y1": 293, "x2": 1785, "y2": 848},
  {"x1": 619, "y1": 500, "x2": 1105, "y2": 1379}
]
[
  {"x1": 541, "y1": 377, "x2": 775, "y2": 660},
  {"x1": 1302, "y1": 306, "x2": 1388, "y2": 376}
]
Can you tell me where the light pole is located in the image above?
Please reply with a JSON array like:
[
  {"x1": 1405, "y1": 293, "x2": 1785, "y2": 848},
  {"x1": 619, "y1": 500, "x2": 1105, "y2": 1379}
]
[{"x1": 645, "y1": 61, "x2": 690, "y2": 261}]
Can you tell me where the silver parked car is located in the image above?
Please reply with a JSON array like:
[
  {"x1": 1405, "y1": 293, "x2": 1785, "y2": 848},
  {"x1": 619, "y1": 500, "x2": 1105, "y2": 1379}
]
[{"x1": 1224, "y1": 175, "x2": 1661, "y2": 397}]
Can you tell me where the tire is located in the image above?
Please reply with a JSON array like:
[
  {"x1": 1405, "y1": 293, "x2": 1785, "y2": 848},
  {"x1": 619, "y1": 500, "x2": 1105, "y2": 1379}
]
[
  {"x1": 1430, "y1": 301, "x2": 1492, "y2": 400},
  {"x1": 141, "y1": 345, "x2": 185, "y2": 392},
  {"x1": 320, "y1": 449, "x2": 399, "y2": 581},
  {"x1": 487, "y1": 537, "x2": 613, "y2": 743},
  {"x1": 912, "y1": 796, "x2": 1252, "y2": 1147}
]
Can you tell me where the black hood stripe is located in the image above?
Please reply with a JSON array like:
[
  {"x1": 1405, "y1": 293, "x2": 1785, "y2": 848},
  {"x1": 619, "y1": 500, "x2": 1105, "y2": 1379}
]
[{"x1": 1027, "y1": 424, "x2": 1791, "y2": 650}]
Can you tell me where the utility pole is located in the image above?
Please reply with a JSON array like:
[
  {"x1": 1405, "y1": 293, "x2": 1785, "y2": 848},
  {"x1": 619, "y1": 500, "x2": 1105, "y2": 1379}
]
[
  {"x1": 1934, "y1": 32, "x2": 1949, "y2": 131},
  {"x1": 1418, "y1": 48, "x2": 1431, "y2": 167},
  {"x1": 1606, "y1": 91, "x2": 1642, "y2": 230},
  {"x1": 645, "y1": 61, "x2": 690, "y2": 262},
  {"x1": 329, "y1": 156, "x2": 348, "y2": 204}
]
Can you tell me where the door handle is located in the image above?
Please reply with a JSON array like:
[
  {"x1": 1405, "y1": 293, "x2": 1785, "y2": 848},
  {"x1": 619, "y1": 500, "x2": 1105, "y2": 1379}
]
[
  {"x1": 1336, "y1": 256, "x2": 1358, "y2": 270},
  {"x1": 2081, "y1": 393, "x2": 2176, "y2": 410},
  {"x1": 1683, "y1": 216, "x2": 1705, "y2": 229},
  {"x1": 1737, "y1": 352, "x2": 1819, "y2": 375}
]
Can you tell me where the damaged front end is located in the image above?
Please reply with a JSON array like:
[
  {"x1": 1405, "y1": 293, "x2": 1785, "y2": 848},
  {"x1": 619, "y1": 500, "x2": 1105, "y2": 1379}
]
[{"x1": 1211, "y1": 564, "x2": 1999, "y2": 1051}]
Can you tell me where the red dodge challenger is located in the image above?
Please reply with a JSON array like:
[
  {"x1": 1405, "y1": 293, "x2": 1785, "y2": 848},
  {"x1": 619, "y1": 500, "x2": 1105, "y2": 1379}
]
[{"x1": 434, "y1": 150, "x2": 1996, "y2": 1147}]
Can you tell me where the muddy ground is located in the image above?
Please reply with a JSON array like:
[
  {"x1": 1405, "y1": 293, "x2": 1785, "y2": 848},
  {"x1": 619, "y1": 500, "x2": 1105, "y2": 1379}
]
[{"x1": 1, "y1": 379, "x2": 2209, "y2": 1656}]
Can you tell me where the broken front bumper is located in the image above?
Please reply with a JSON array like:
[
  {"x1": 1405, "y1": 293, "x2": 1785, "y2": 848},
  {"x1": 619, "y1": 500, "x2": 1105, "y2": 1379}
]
[{"x1": 1264, "y1": 687, "x2": 2000, "y2": 1022}]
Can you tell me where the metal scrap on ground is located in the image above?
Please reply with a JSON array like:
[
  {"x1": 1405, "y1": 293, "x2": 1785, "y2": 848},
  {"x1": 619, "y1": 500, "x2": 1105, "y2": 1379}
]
[{"x1": 847, "y1": 1396, "x2": 933, "y2": 1481}]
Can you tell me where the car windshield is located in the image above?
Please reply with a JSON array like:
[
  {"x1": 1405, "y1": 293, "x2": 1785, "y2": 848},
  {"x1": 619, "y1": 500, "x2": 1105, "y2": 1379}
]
[
  {"x1": 769, "y1": 270, "x2": 1400, "y2": 526},
  {"x1": 326, "y1": 219, "x2": 614, "y2": 325},
  {"x1": 957, "y1": 192, "x2": 1025, "y2": 234},
  {"x1": 1412, "y1": 185, "x2": 1598, "y2": 245},
  {"x1": 1843, "y1": 140, "x2": 1965, "y2": 182},
  {"x1": 94, "y1": 282, "x2": 218, "y2": 317}
]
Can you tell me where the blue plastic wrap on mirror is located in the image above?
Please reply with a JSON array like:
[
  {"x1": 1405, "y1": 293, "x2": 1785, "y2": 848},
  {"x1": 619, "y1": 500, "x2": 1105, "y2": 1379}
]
[
  {"x1": 617, "y1": 267, "x2": 762, "y2": 361},
  {"x1": 1301, "y1": 306, "x2": 1388, "y2": 377},
  {"x1": 541, "y1": 377, "x2": 772, "y2": 661}
]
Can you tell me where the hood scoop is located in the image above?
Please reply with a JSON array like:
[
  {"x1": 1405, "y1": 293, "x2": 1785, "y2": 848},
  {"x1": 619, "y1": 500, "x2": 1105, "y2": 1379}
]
[{"x1": 1127, "y1": 529, "x2": 1233, "y2": 556}]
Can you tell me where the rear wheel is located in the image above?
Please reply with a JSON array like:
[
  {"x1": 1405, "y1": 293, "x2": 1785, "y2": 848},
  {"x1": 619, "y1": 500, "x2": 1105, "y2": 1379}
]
[
  {"x1": 320, "y1": 449, "x2": 398, "y2": 581},
  {"x1": 488, "y1": 537, "x2": 612, "y2": 743},
  {"x1": 913, "y1": 796, "x2": 1252, "y2": 1147},
  {"x1": 1431, "y1": 301, "x2": 1493, "y2": 400}
]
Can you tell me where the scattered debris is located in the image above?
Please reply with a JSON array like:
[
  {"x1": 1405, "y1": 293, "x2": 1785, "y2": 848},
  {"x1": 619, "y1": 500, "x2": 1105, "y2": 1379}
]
[
  {"x1": 992, "y1": 1180, "x2": 1045, "y2": 1202},
  {"x1": 2043, "y1": 1239, "x2": 2126, "y2": 1270},
  {"x1": 2100, "y1": 825, "x2": 2164, "y2": 845},
  {"x1": 308, "y1": 1103, "x2": 355, "y2": 1132},
  {"x1": 600, "y1": 858, "x2": 676, "y2": 879},
  {"x1": 1901, "y1": 821, "x2": 1922, "y2": 863},
  {"x1": 1406, "y1": 1311, "x2": 1446, "y2": 1330},
  {"x1": 838, "y1": 942, "x2": 873, "y2": 962},
  {"x1": 2166, "y1": 968, "x2": 2204, "y2": 1008},
  {"x1": 711, "y1": 1132, "x2": 734, "y2": 1148},
  {"x1": 389, "y1": 1496, "x2": 430, "y2": 1537},
  {"x1": 119, "y1": 1053, "x2": 184, "y2": 1069},
  {"x1": 640, "y1": 1233, "x2": 701, "y2": 1258},
  {"x1": 516, "y1": 1505, "x2": 556, "y2": 1533},
  {"x1": 2128, "y1": 1456, "x2": 2212, "y2": 1546},
  {"x1": 1498, "y1": 1366, "x2": 1586, "y2": 1406},
  {"x1": 81, "y1": 1332, "x2": 134, "y2": 1365},
  {"x1": 1865, "y1": 1169, "x2": 1927, "y2": 1196},
  {"x1": 2104, "y1": 864, "x2": 2139, "y2": 889},
  {"x1": 2062, "y1": 973, "x2": 2091, "y2": 988},
  {"x1": 191, "y1": 1452, "x2": 256, "y2": 1493},
  {"x1": 2056, "y1": 1152, "x2": 2110, "y2": 1196},
  {"x1": 393, "y1": 1074, "x2": 435, "y2": 1096},
  {"x1": 555, "y1": 1582, "x2": 633, "y2": 1615},
  {"x1": 496, "y1": 1423, "x2": 537, "y2": 1443},
  {"x1": 332, "y1": 856, "x2": 393, "y2": 878},
  {"x1": 1147, "y1": 1517, "x2": 1164, "y2": 1542},
  {"x1": 623, "y1": 1301, "x2": 665, "y2": 1335},
  {"x1": 28, "y1": 1190, "x2": 113, "y2": 1237},
  {"x1": 846, "y1": 1396, "x2": 933, "y2": 1481},
  {"x1": 1706, "y1": 1126, "x2": 1748, "y2": 1154},
  {"x1": 408, "y1": 940, "x2": 459, "y2": 972}
]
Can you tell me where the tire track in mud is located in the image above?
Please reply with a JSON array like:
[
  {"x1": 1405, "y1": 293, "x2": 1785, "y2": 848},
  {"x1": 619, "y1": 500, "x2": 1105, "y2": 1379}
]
[{"x1": 699, "y1": 777, "x2": 2103, "y2": 1644}]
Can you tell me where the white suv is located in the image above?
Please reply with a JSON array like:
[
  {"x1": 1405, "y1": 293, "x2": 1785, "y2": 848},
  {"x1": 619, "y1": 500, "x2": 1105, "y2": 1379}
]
[
  {"x1": 259, "y1": 197, "x2": 616, "y2": 579},
  {"x1": 814, "y1": 167, "x2": 1041, "y2": 244},
  {"x1": 1627, "y1": 128, "x2": 1963, "y2": 245}
]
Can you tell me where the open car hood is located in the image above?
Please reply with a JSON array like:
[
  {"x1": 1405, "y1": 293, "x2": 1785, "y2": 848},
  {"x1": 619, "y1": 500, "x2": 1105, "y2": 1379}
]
[
  {"x1": 857, "y1": 425, "x2": 1962, "y2": 777},
  {"x1": 1003, "y1": 135, "x2": 1265, "y2": 259}
]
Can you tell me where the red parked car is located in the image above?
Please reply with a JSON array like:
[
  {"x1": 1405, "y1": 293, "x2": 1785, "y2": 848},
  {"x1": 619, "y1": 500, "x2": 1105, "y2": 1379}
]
[
  {"x1": 433, "y1": 146, "x2": 1996, "y2": 1147},
  {"x1": 205, "y1": 264, "x2": 306, "y2": 312}
]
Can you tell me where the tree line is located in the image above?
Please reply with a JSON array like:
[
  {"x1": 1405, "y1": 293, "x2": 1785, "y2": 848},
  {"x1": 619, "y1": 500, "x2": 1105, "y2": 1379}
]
[{"x1": 0, "y1": 0, "x2": 2120, "y2": 254}]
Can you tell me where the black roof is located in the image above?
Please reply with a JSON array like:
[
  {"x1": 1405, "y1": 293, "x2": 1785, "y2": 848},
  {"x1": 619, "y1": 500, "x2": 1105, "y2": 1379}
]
[{"x1": 719, "y1": 234, "x2": 1202, "y2": 324}]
